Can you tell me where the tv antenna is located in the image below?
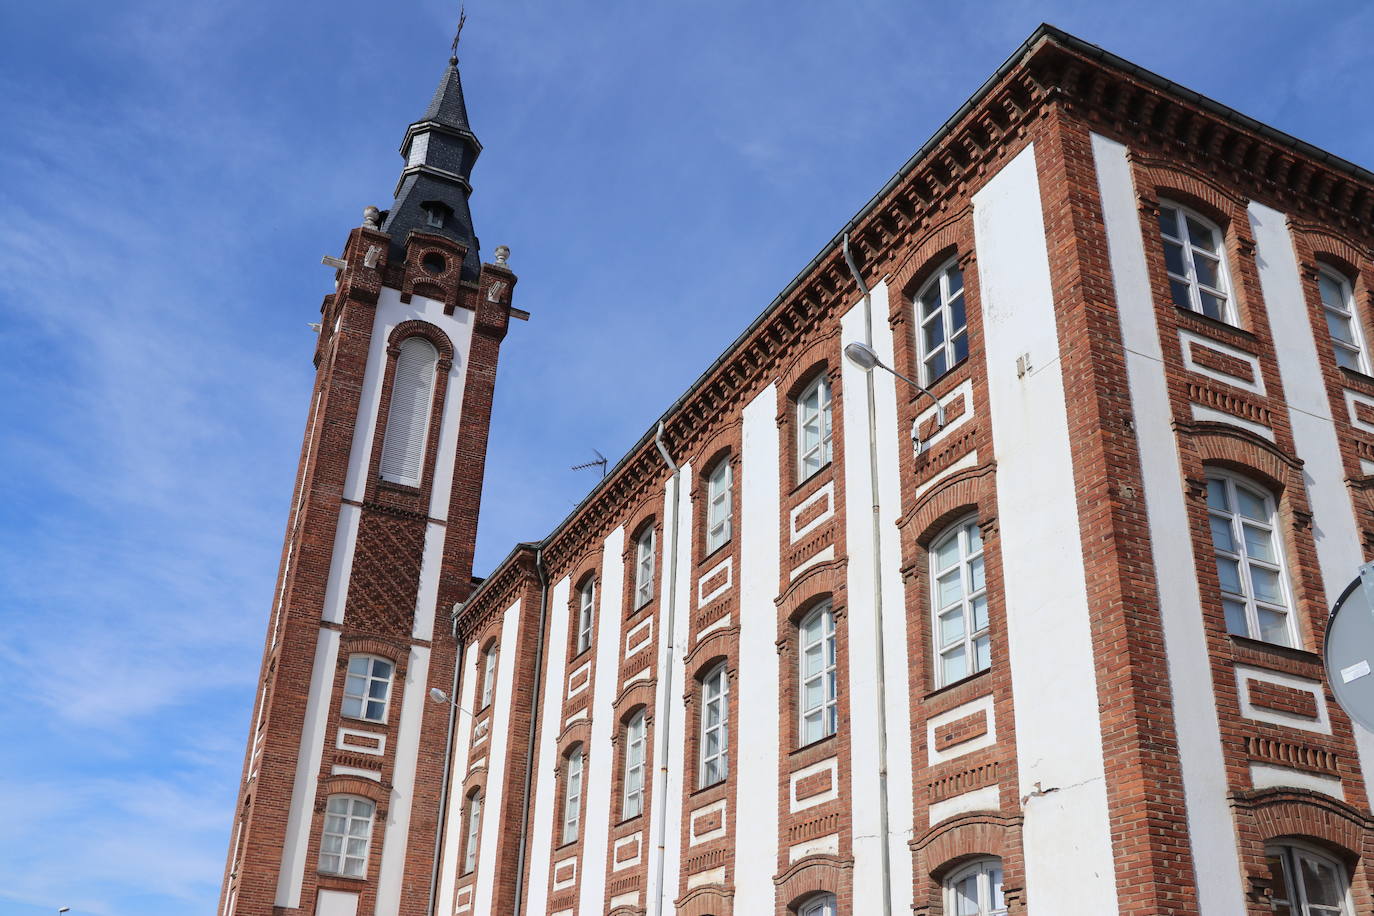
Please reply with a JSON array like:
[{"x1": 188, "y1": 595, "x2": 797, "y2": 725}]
[{"x1": 571, "y1": 449, "x2": 608, "y2": 479}]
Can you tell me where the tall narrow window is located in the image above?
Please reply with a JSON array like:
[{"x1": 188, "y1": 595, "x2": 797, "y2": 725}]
[
  {"x1": 379, "y1": 337, "x2": 439, "y2": 486},
  {"x1": 1207, "y1": 472, "x2": 1295, "y2": 646},
  {"x1": 706, "y1": 459, "x2": 732, "y2": 554},
  {"x1": 797, "y1": 373, "x2": 833, "y2": 481},
  {"x1": 575, "y1": 578, "x2": 595, "y2": 655},
  {"x1": 944, "y1": 857, "x2": 1007, "y2": 916},
  {"x1": 699, "y1": 664, "x2": 729, "y2": 786},
  {"x1": 561, "y1": 746, "x2": 584, "y2": 844},
  {"x1": 916, "y1": 259, "x2": 968, "y2": 383},
  {"x1": 1158, "y1": 202, "x2": 1233, "y2": 323},
  {"x1": 319, "y1": 795, "x2": 375, "y2": 878},
  {"x1": 1319, "y1": 267, "x2": 1368, "y2": 373},
  {"x1": 462, "y1": 790, "x2": 483, "y2": 874},
  {"x1": 799, "y1": 601, "x2": 838, "y2": 744},
  {"x1": 479, "y1": 645, "x2": 497, "y2": 709},
  {"x1": 622, "y1": 711, "x2": 647, "y2": 819},
  {"x1": 635, "y1": 526, "x2": 656, "y2": 608},
  {"x1": 931, "y1": 517, "x2": 989, "y2": 686},
  {"x1": 1266, "y1": 841, "x2": 1352, "y2": 916},
  {"x1": 798, "y1": 893, "x2": 837, "y2": 916},
  {"x1": 341, "y1": 655, "x2": 393, "y2": 723}
]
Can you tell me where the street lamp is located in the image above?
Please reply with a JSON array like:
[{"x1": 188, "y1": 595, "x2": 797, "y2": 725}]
[{"x1": 842, "y1": 341, "x2": 946, "y2": 455}]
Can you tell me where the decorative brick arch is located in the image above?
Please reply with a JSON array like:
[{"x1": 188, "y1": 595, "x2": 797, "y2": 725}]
[
  {"x1": 315, "y1": 775, "x2": 389, "y2": 812},
  {"x1": 337, "y1": 636, "x2": 409, "y2": 673},
  {"x1": 386, "y1": 318, "x2": 455, "y2": 363},
  {"x1": 776, "y1": 561, "x2": 847, "y2": 625},
  {"x1": 556, "y1": 717, "x2": 592, "y2": 753},
  {"x1": 1296, "y1": 224, "x2": 1369, "y2": 279},
  {"x1": 1133, "y1": 155, "x2": 1245, "y2": 223},
  {"x1": 1181, "y1": 421, "x2": 1305, "y2": 496},
  {"x1": 611, "y1": 679, "x2": 657, "y2": 718},
  {"x1": 1231, "y1": 788, "x2": 1374, "y2": 906},
  {"x1": 911, "y1": 810, "x2": 1025, "y2": 915},
  {"x1": 677, "y1": 883, "x2": 733, "y2": 916},
  {"x1": 890, "y1": 209, "x2": 972, "y2": 301},
  {"x1": 902, "y1": 461, "x2": 997, "y2": 552},
  {"x1": 774, "y1": 854, "x2": 852, "y2": 914},
  {"x1": 685, "y1": 627, "x2": 738, "y2": 680}
]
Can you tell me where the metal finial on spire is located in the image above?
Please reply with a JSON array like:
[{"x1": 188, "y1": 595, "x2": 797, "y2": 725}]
[{"x1": 449, "y1": 5, "x2": 466, "y2": 64}]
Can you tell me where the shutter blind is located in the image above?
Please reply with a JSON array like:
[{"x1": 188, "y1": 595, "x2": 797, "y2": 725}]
[{"x1": 379, "y1": 337, "x2": 439, "y2": 485}]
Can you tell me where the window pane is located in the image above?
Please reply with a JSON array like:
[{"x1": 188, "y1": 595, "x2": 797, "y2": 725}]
[
  {"x1": 321, "y1": 833, "x2": 343, "y2": 853},
  {"x1": 1207, "y1": 478, "x2": 1230, "y2": 511},
  {"x1": 1158, "y1": 206, "x2": 1179, "y2": 239},
  {"x1": 1199, "y1": 291, "x2": 1226, "y2": 321},
  {"x1": 921, "y1": 287, "x2": 941, "y2": 318},
  {"x1": 950, "y1": 295, "x2": 966, "y2": 331},
  {"x1": 366, "y1": 701, "x2": 384, "y2": 719},
  {"x1": 948, "y1": 268, "x2": 964, "y2": 296},
  {"x1": 1169, "y1": 279, "x2": 1192, "y2": 311},
  {"x1": 1257, "y1": 607, "x2": 1291, "y2": 646},
  {"x1": 939, "y1": 608, "x2": 965, "y2": 647},
  {"x1": 1242, "y1": 524, "x2": 1276, "y2": 563},
  {"x1": 1235, "y1": 488, "x2": 1267, "y2": 521},
  {"x1": 342, "y1": 696, "x2": 363, "y2": 718},
  {"x1": 934, "y1": 536, "x2": 960, "y2": 572},
  {"x1": 1163, "y1": 240, "x2": 1187, "y2": 277},
  {"x1": 1209, "y1": 516, "x2": 1235, "y2": 552},
  {"x1": 974, "y1": 634, "x2": 991, "y2": 672},
  {"x1": 1300, "y1": 854, "x2": 1345, "y2": 906},
  {"x1": 1223, "y1": 599, "x2": 1248, "y2": 636},
  {"x1": 369, "y1": 679, "x2": 388, "y2": 698},
  {"x1": 924, "y1": 317, "x2": 945, "y2": 349},
  {"x1": 942, "y1": 645, "x2": 968, "y2": 684},
  {"x1": 972, "y1": 594, "x2": 989, "y2": 632},
  {"x1": 926, "y1": 350, "x2": 948, "y2": 379},
  {"x1": 348, "y1": 656, "x2": 369, "y2": 675},
  {"x1": 1326, "y1": 310, "x2": 1357, "y2": 345},
  {"x1": 372, "y1": 660, "x2": 391, "y2": 679},
  {"x1": 1194, "y1": 253, "x2": 1221, "y2": 289},
  {"x1": 1216, "y1": 556, "x2": 1242, "y2": 594},
  {"x1": 952, "y1": 332, "x2": 969, "y2": 364},
  {"x1": 804, "y1": 642, "x2": 823, "y2": 676},
  {"x1": 967, "y1": 522, "x2": 983, "y2": 552},
  {"x1": 346, "y1": 675, "x2": 366, "y2": 696},
  {"x1": 1336, "y1": 346, "x2": 1363, "y2": 371},
  {"x1": 970, "y1": 555, "x2": 986, "y2": 593},
  {"x1": 1186, "y1": 216, "x2": 1217, "y2": 252},
  {"x1": 938, "y1": 570, "x2": 963, "y2": 607},
  {"x1": 1319, "y1": 272, "x2": 1346, "y2": 308}
]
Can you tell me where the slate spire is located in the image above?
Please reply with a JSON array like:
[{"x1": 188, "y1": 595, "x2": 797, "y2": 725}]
[{"x1": 382, "y1": 36, "x2": 484, "y2": 279}]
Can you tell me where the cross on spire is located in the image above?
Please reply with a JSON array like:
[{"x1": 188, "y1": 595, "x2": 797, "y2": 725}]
[{"x1": 450, "y1": 5, "x2": 466, "y2": 65}]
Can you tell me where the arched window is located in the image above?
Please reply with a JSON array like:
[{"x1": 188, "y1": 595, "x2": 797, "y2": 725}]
[
  {"x1": 461, "y1": 789, "x2": 483, "y2": 874},
  {"x1": 622, "y1": 710, "x2": 647, "y2": 819},
  {"x1": 799, "y1": 601, "x2": 837, "y2": 745},
  {"x1": 561, "y1": 745, "x2": 584, "y2": 844},
  {"x1": 479, "y1": 644, "x2": 498, "y2": 710},
  {"x1": 634, "y1": 525, "x2": 656, "y2": 608},
  {"x1": 705, "y1": 459, "x2": 732, "y2": 553},
  {"x1": 1157, "y1": 201, "x2": 1233, "y2": 323},
  {"x1": 379, "y1": 336, "x2": 439, "y2": 486},
  {"x1": 797, "y1": 372, "x2": 833, "y2": 481},
  {"x1": 341, "y1": 654, "x2": 393, "y2": 723},
  {"x1": 699, "y1": 663, "x2": 729, "y2": 786},
  {"x1": 1318, "y1": 266, "x2": 1368, "y2": 373},
  {"x1": 797, "y1": 893, "x2": 837, "y2": 916},
  {"x1": 930, "y1": 517, "x2": 989, "y2": 687},
  {"x1": 1205, "y1": 471, "x2": 1295, "y2": 647},
  {"x1": 319, "y1": 795, "x2": 375, "y2": 877},
  {"x1": 575, "y1": 577, "x2": 595, "y2": 656},
  {"x1": 915, "y1": 258, "x2": 967, "y2": 384},
  {"x1": 944, "y1": 857, "x2": 1007, "y2": 916},
  {"x1": 1266, "y1": 840, "x2": 1352, "y2": 915}
]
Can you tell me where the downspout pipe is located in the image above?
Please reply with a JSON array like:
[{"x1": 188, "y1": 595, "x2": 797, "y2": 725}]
[
  {"x1": 427, "y1": 602, "x2": 467, "y2": 916},
  {"x1": 512, "y1": 547, "x2": 551, "y2": 916},
  {"x1": 650, "y1": 421, "x2": 682, "y2": 916},
  {"x1": 843, "y1": 232, "x2": 895, "y2": 916}
]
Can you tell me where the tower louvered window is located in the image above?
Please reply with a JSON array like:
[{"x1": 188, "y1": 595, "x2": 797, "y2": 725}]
[{"x1": 379, "y1": 337, "x2": 439, "y2": 486}]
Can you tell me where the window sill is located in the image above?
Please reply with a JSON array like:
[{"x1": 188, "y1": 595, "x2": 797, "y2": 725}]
[
  {"x1": 688, "y1": 778, "x2": 730, "y2": 802},
  {"x1": 614, "y1": 812, "x2": 644, "y2": 830},
  {"x1": 376, "y1": 477, "x2": 423, "y2": 494},
  {"x1": 1338, "y1": 365, "x2": 1374, "y2": 393},
  {"x1": 910, "y1": 358, "x2": 971, "y2": 404},
  {"x1": 1229, "y1": 633, "x2": 1322, "y2": 677},
  {"x1": 924, "y1": 666, "x2": 991, "y2": 703},
  {"x1": 317, "y1": 871, "x2": 368, "y2": 883},
  {"x1": 791, "y1": 461, "x2": 835, "y2": 498},
  {"x1": 1173, "y1": 305, "x2": 1258, "y2": 348},
  {"x1": 340, "y1": 713, "x2": 390, "y2": 727},
  {"x1": 699, "y1": 541, "x2": 733, "y2": 567}
]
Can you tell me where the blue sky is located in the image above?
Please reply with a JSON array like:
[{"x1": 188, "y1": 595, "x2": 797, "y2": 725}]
[{"x1": 2, "y1": 1, "x2": 1371, "y2": 913}]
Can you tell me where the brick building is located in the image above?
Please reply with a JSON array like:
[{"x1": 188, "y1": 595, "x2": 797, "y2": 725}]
[{"x1": 219, "y1": 23, "x2": 1374, "y2": 916}]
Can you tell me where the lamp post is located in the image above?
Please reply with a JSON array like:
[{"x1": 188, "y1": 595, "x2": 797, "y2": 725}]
[{"x1": 842, "y1": 340, "x2": 946, "y2": 454}]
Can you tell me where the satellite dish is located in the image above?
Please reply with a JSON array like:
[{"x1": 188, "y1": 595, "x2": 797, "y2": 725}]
[{"x1": 1324, "y1": 565, "x2": 1374, "y2": 732}]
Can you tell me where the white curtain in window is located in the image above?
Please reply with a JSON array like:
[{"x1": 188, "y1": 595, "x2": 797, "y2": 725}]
[{"x1": 379, "y1": 337, "x2": 439, "y2": 486}]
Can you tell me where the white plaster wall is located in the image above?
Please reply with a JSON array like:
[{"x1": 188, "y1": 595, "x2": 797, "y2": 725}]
[
  {"x1": 579, "y1": 528, "x2": 626, "y2": 913},
  {"x1": 648, "y1": 466, "x2": 693, "y2": 913},
  {"x1": 521, "y1": 576, "x2": 572, "y2": 916},
  {"x1": 1248, "y1": 200, "x2": 1374, "y2": 803},
  {"x1": 412, "y1": 520, "x2": 446, "y2": 641},
  {"x1": 321, "y1": 504, "x2": 360, "y2": 625},
  {"x1": 973, "y1": 142, "x2": 1118, "y2": 912},
  {"x1": 375, "y1": 645, "x2": 431, "y2": 915},
  {"x1": 275, "y1": 628, "x2": 341, "y2": 907},
  {"x1": 474, "y1": 602, "x2": 523, "y2": 912},
  {"x1": 1092, "y1": 132, "x2": 1246, "y2": 910},
  {"x1": 433, "y1": 639, "x2": 480, "y2": 916},
  {"x1": 343, "y1": 288, "x2": 474, "y2": 508},
  {"x1": 734, "y1": 385, "x2": 782, "y2": 912}
]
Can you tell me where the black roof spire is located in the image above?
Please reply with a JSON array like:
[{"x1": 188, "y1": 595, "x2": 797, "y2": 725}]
[{"x1": 382, "y1": 10, "x2": 483, "y2": 278}]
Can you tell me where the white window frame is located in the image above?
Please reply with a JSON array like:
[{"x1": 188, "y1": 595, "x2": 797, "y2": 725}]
[
  {"x1": 561, "y1": 746, "x2": 583, "y2": 845},
  {"x1": 479, "y1": 644, "x2": 498, "y2": 709},
  {"x1": 915, "y1": 258, "x2": 968, "y2": 384},
  {"x1": 706, "y1": 459, "x2": 732, "y2": 554},
  {"x1": 341, "y1": 654, "x2": 394, "y2": 723},
  {"x1": 798, "y1": 893, "x2": 837, "y2": 916},
  {"x1": 699, "y1": 664, "x2": 729, "y2": 786},
  {"x1": 798, "y1": 601, "x2": 838, "y2": 745},
  {"x1": 1266, "y1": 840, "x2": 1353, "y2": 916},
  {"x1": 1157, "y1": 200, "x2": 1235, "y2": 324},
  {"x1": 943, "y1": 857, "x2": 1007, "y2": 916},
  {"x1": 575, "y1": 578, "x2": 595, "y2": 656},
  {"x1": 930, "y1": 517, "x2": 989, "y2": 688},
  {"x1": 634, "y1": 526, "x2": 656, "y2": 609},
  {"x1": 622, "y1": 711, "x2": 647, "y2": 819},
  {"x1": 1318, "y1": 266, "x2": 1369, "y2": 374},
  {"x1": 319, "y1": 795, "x2": 375, "y2": 878},
  {"x1": 378, "y1": 336, "x2": 439, "y2": 487},
  {"x1": 1206, "y1": 470, "x2": 1297, "y2": 647},
  {"x1": 797, "y1": 372, "x2": 833, "y2": 482},
  {"x1": 462, "y1": 790, "x2": 483, "y2": 875}
]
